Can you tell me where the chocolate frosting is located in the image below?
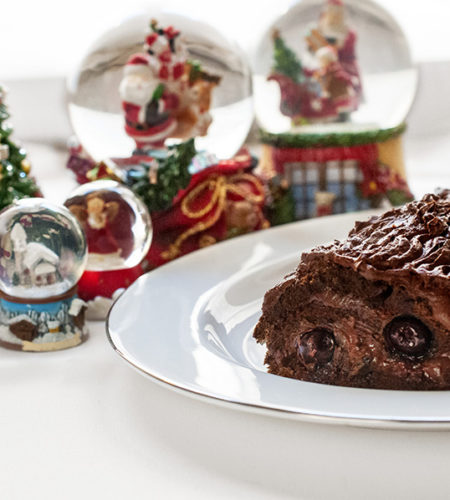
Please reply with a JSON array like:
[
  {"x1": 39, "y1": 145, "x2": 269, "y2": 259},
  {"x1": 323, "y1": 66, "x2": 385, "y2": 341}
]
[{"x1": 303, "y1": 191, "x2": 450, "y2": 289}]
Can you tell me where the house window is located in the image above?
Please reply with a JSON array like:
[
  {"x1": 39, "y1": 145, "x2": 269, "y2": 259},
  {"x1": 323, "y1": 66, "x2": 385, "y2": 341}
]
[{"x1": 284, "y1": 160, "x2": 371, "y2": 219}]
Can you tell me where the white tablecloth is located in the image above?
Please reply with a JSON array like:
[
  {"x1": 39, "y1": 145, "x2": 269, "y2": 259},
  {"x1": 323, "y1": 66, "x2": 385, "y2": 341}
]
[
  {"x1": 4, "y1": 319, "x2": 450, "y2": 500},
  {"x1": 2, "y1": 113, "x2": 450, "y2": 499}
]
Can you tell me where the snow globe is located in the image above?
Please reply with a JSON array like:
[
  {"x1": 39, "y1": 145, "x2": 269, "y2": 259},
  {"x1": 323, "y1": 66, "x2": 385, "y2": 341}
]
[
  {"x1": 64, "y1": 180, "x2": 152, "y2": 320},
  {"x1": 65, "y1": 14, "x2": 267, "y2": 281},
  {"x1": 254, "y1": 0, "x2": 418, "y2": 219},
  {"x1": 0, "y1": 198, "x2": 88, "y2": 351},
  {"x1": 67, "y1": 12, "x2": 253, "y2": 161}
]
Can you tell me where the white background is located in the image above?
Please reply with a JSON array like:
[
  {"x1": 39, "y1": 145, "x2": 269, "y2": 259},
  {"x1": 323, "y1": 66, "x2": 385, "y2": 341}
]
[
  {"x1": 0, "y1": 0, "x2": 449, "y2": 202},
  {"x1": 0, "y1": 0, "x2": 449, "y2": 80}
]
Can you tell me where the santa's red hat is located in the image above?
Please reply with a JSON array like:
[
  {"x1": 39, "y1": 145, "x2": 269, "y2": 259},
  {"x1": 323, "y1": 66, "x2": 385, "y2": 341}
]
[
  {"x1": 124, "y1": 53, "x2": 151, "y2": 76},
  {"x1": 328, "y1": 0, "x2": 343, "y2": 5},
  {"x1": 145, "y1": 33, "x2": 158, "y2": 46},
  {"x1": 164, "y1": 26, "x2": 180, "y2": 39}
]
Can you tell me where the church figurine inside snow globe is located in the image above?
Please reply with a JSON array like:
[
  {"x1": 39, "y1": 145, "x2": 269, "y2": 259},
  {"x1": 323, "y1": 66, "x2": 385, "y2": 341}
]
[
  {"x1": 0, "y1": 199, "x2": 88, "y2": 351},
  {"x1": 254, "y1": 0, "x2": 418, "y2": 220}
]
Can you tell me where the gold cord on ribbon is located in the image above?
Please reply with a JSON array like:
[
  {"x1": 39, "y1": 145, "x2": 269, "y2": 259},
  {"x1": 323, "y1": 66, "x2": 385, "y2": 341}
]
[{"x1": 161, "y1": 173, "x2": 266, "y2": 261}]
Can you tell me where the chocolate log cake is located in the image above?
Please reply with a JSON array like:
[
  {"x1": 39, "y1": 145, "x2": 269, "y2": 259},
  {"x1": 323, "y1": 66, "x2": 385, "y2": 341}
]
[{"x1": 254, "y1": 191, "x2": 450, "y2": 390}]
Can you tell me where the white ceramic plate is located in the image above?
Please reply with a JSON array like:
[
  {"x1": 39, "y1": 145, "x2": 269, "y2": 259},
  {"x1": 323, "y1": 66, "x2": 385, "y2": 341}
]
[{"x1": 107, "y1": 212, "x2": 450, "y2": 430}]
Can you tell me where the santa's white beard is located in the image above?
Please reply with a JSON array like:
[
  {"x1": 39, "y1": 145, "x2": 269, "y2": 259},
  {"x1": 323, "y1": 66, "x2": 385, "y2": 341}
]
[{"x1": 119, "y1": 76, "x2": 155, "y2": 107}]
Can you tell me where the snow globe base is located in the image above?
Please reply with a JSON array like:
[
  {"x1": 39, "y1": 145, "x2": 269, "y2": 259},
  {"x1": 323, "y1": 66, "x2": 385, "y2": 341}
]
[
  {"x1": 258, "y1": 124, "x2": 413, "y2": 220},
  {"x1": 0, "y1": 286, "x2": 87, "y2": 352},
  {"x1": 77, "y1": 266, "x2": 143, "y2": 321}
]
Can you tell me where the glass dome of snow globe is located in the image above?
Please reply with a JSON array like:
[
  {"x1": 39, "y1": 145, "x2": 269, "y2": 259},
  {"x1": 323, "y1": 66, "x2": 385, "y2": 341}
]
[
  {"x1": 67, "y1": 11, "x2": 253, "y2": 161},
  {"x1": 0, "y1": 198, "x2": 87, "y2": 300},
  {"x1": 64, "y1": 180, "x2": 152, "y2": 272},
  {"x1": 253, "y1": 0, "x2": 418, "y2": 134}
]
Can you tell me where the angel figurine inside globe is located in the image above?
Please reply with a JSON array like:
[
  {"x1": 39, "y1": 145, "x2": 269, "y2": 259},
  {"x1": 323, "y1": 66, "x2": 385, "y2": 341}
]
[{"x1": 65, "y1": 180, "x2": 152, "y2": 320}]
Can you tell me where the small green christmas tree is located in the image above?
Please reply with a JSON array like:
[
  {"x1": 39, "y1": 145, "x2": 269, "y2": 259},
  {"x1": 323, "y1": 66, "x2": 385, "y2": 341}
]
[
  {"x1": 129, "y1": 138, "x2": 196, "y2": 212},
  {"x1": 266, "y1": 178, "x2": 296, "y2": 226},
  {"x1": 0, "y1": 86, "x2": 38, "y2": 210},
  {"x1": 272, "y1": 31, "x2": 303, "y2": 84}
]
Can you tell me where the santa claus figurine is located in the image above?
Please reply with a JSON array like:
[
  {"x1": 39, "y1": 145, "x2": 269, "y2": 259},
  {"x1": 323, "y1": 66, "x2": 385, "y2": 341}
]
[
  {"x1": 316, "y1": 0, "x2": 362, "y2": 107},
  {"x1": 119, "y1": 53, "x2": 177, "y2": 150},
  {"x1": 119, "y1": 19, "x2": 220, "y2": 152},
  {"x1": 314, "y1": 45, "x2": 357, "y2": 118}
]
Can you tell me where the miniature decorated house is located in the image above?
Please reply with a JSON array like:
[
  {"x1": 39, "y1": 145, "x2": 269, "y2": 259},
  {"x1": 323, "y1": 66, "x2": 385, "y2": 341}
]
[{"x1": 259, "y1": 124, "x2": 412, "y2": 219}]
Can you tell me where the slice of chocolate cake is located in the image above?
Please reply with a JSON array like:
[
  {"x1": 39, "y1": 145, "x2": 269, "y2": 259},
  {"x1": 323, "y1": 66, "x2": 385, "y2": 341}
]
[{"x1": 254, "y1": 191, "x2": 450, "y2": 390}]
